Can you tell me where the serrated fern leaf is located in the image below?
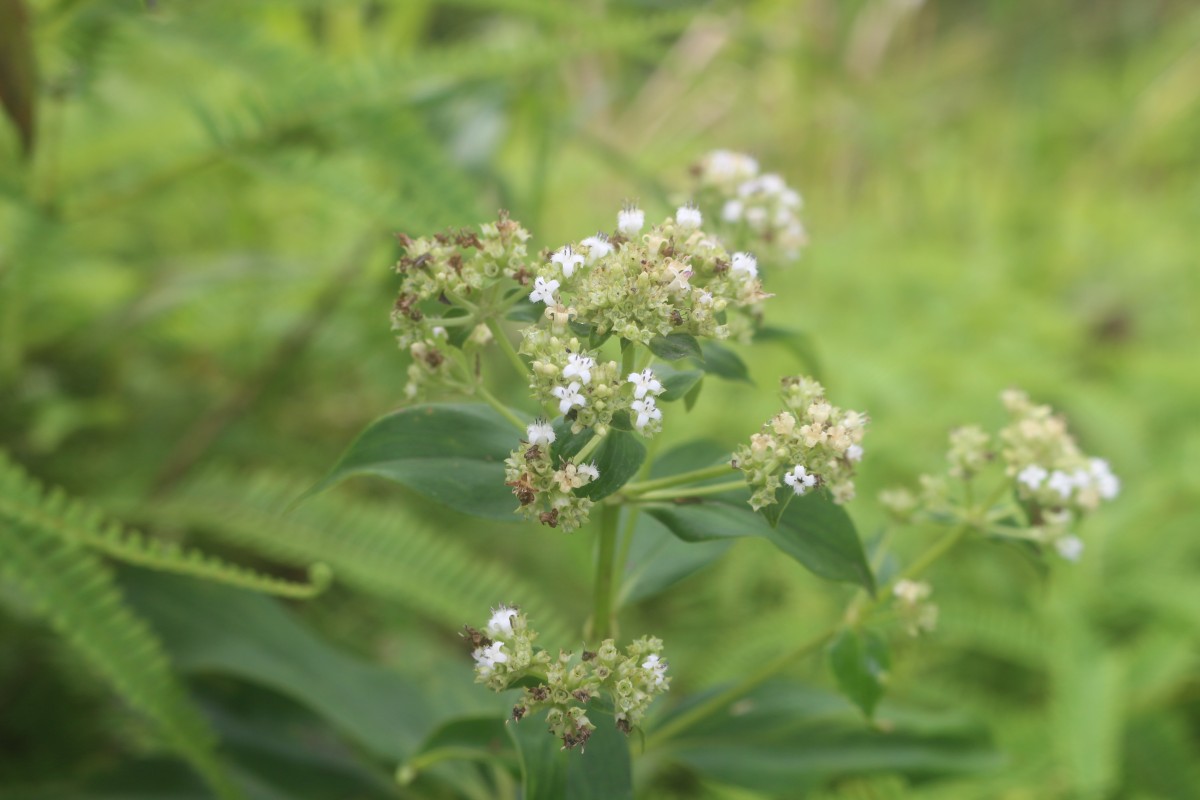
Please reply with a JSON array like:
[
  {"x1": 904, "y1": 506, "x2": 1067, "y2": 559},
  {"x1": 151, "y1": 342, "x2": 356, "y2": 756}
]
[
  {"x1": 154, "y1": 469, "x2": 575, "y2": 642},
  {"x1": 0, "y1": 520, "x2": 240, "y2": 799},
  {"x1": 0, "y1": 453, "x2": 328, "y2": 598}
]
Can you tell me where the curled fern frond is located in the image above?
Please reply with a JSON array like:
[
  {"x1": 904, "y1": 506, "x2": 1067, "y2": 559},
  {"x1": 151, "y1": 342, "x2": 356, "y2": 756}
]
[
  {"x1": 153, "y1": 469, "x2": 576, "y2": 643},
  {"x1": 0, "y1": 520, "x2": 240, "y2": 799},
  {"x1": 0, "y1": 452, "x2": 329, "y2": 599}
]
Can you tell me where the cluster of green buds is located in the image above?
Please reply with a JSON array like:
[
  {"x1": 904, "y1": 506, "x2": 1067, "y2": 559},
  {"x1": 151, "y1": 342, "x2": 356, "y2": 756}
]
[
  {"x1": 465, "y1": 606, "x2": 669, "y2": 750},
  {"x1": 526, "y1": 204, "x2": 769, "y2": 349},
  {"x1": 692, "y1": 149, "x2": 808, "y2": 262},
  {"x1": 732, "y1": 375, "x2": 868, "y2": 509},
  {"x1": 880, "y1": 389, "x2": 1119, "y2": 562},
  {"x1": 503, "y1": 420, "x2": 598, "y2": 532}
]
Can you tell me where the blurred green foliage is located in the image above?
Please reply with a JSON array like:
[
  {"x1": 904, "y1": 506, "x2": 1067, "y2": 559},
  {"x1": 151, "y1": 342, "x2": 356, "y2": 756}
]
[{"x1": 1, "y1": 0, "x2": 1198, "y2": 797}]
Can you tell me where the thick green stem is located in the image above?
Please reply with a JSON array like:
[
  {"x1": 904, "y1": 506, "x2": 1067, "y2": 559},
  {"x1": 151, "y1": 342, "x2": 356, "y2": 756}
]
[
  {"x1": 591, "y1": 503, "x2": 620, "y2": 641},
  {"x1": 645, "y1": 628, "x2": 835, "y2": 750},
  {"x1": 485, "y1": 317, "x2": 529, "y2": 378},
  {"x1": 574, "y1": 432, "x2": 605, "y2": 464},
  {"x1": 622, "y1": 463, "x2": 734, "y2": 496},
  {"x1": 632, "y1": 478, "x2": 744, "y2": 503}
]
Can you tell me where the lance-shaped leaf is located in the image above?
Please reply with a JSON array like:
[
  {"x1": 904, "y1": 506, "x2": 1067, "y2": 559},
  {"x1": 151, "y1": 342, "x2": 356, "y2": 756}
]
[
  {"x1": 305, "y1": 403, "x2": 522, "y2": 520},
  {"x1": 828, "y1": 628, "x2": 891, "y2": 719}
]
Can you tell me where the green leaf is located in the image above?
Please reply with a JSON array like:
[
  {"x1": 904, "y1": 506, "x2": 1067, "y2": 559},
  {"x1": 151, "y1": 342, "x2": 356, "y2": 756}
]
[
  {"x1": 683, "y1": 377, "x2": 704, "y2": 410},
  {"x1": 619, "y1": 512, "x2": 732, "y2": 605},
  {"x1": 647, "y1": 333, "x2": 703, "y2": 362},
  {"x1": 828, "y1": 629, "x2": 891, "y2": 719},
  {"x1": 656, "y1": 367, "x2": 704, "y2": 402},
  {"x1": 120, "y1": 569, "x2": 498, "y2": 761},
  {"x1": 768, "y1": 491, "x2": 875, "y2": 593},
  {"x1": 553, "y1": 428, "x2": 646, "y2": 501},
  {"x1": 305, "y1": 403, "x2": 521, "y2": 520},
  {"x1": 694, "y1": 341, "x2": 752, "y2": 383},
  {"x1": 643, "y1": 491, "x2": 874, "y2": 592},
  {"x1": 508, "y1": 712, "x2": 632, "y2": 800},
  {"x1": 567, "y1": 716, "x2": 633, "y2": 800},
  {"x1": 754, "y1": 325, "x2": 822, "y2": 378},
  {"x1": 660, "y1": 681, "x2": 999, "y2": 794},
  {"x1": 0, "y1": 0, "x2": 36, "y2": 156}
]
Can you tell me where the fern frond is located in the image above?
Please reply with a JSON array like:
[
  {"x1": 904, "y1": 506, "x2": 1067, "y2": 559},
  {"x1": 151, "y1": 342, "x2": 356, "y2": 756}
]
[
  {"x1": 152, "y1": 469, "x2": 576, "y2": 643},
  {"x1": 0, "y1": 453, "x2": 329, "y2": 599},
  {"x1": 0, "y1": 520, "x2": 240, "y2": 799}
]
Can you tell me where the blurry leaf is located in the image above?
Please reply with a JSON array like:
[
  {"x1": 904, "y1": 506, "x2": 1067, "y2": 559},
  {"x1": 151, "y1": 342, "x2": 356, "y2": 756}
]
[
  {"x1": 828, "y1": 629, "x2": 890, "y2": 719},
  {"x1": 648, "y1": 333, "x2": 702, "y2": 362},
  {"x1": 567, "y1": 716, "x2": 632, "y2": 799},
  {"x1": 693, "y1": 341, "x2": 752, "y2": 383},
  {"x1": 755, "y1": 325, "x2": 821, "y2": 378},
  {"x1": 659, "y1": 681, "x2": 999, "y2": 794},
  {"x1": 553, "y1": 428, "x2": 646, "y2": 500},
  {"x1": 619, "y1": 512, "x2": 732, "y2": 605},
  {"x1": 758, "y1": 485, "x2": 794, "y2": 527},
  {"x1": 0, "y1": 0, "x2": 36, "y2": 156},
  {"x1": 305, "y1": 403, "x2": 521, "y2": 520},
  {"x1": 399, "y1": 715, "x2": 514, "y2": 788},
  {"x1": 643, "y1": 491, "x2": 873, "y2": 592},
  {"x1": 506, "y1": 297, "x2": 542, "y2": 322},
  {"x1": 120, "y1": 569, "x2": 495, "y2": 761},
  {"x1": 509, "y1": 712, "x2": 632, "y2": 800},
  {"x1": 657, "y1": 367, "x2": 704, "y2": 402},
  {"x1": 683, "y1": 377, "x2": 704, "y2": 410}
]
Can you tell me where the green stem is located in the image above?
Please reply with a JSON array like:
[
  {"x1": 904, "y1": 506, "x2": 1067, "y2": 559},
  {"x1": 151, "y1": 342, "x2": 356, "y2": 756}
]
[
  {"x1": 645, "y1": 628, "x2": 835, "y2": 751},
  {"x1": 574, "y1": 432, "x2": 605, "y2": 464},
  {"x1": 633, "y1": 479, "x2": 744, "y2": 503},
  {"x1": 591, "y1": 503, "x2": 620, "y2": 641},
  {"x1": 485, "y1": 317, "x2": 529, "y2": 378},
  {"x1": 621, "y1": 341, "x2": 637, "y2": 377},
  {"x1": 648, "y1": 485, "x2": 1006, "y2": 750},
  {"x1": 622, "y1": 463, "x2": 734, "y2": 495},
  {"x1": 474, "y1": 385, "x2": 525, "y2": 432}
]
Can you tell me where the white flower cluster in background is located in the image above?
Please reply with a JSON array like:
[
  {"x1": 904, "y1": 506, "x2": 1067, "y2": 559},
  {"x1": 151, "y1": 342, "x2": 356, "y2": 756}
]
[
  {"x1": 732, "y1": 375, "x2": 868, "y2": 510},
  {"x1": 467, "y1": 606, "x2": 669, "y2": 750},
  {"x1": 694, "y1": 149, "x2": 809, "y2": 262},
  {"x1": 892, "y1": 579, "x2": 939, "y2": 636}
]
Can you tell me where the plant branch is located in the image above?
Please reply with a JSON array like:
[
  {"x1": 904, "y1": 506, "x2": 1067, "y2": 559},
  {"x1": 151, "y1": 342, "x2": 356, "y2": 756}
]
[
  {"x1": 632, "y1": 478, "x2": 744, "y2": 502},
  {"x1": 485, "y1": 317, "x2": 529, "y2": 378},
  {"x1": 622, "y1": 462, "x2": 734, "y2": 495},
  {"x1": 591, "y1": 503, "x2": 620, "y2": 641}
]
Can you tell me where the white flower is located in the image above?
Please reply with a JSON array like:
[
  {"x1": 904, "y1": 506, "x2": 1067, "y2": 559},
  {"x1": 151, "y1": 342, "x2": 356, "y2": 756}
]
[
  {"x1": 526, "y1": 420, "x2": 556, "y2": 446},
  {"x1": 431, "y1": 326, "x2": 447, "y2": 338},
  {"x1": 780, "y1": 188, "x2": 803, "y2": 209},
  {"x1": 731, "y1": 252, "x2": 758, "y2": 278},
  {"x1": 642, "y1": 653, "x2": 668, "y2": 687},
  {"x1": 1047, "y1": 470, "x2": 1074, "y2": 499},
  {"x1": 721, "y1": 199, "x2": 743, "y2": 222},
  {"x1": 485, "y1": 606, "x2": 519, "y2": 638},
  {"x1": 695, "y1": 289, "x2": 714, "y2": 306},
  {"x1": 783, "y1": 464, "x2": 817, "y2": 495},
  {"x1": 1088, "y1": 458, "x2": 1120, "y2": 500},
  {"x1": 562, "y1": 354, "x2": 596, "y2": 384},
  {"x1": 551, "y1": 245, "x2": 585, "y2": 278},
  {"x1": 675, "y1": 205, "x2": 702, "y2": 230},
  {"x1": 618, "y1": 205, "x2": 645, "y2": 236},
  {"x1": 580, "y1": 234, "x2": 613, "y2": 264},
  {"x1": 472, "y1": 641, "x2": 508, "y2": 676},
  {"x1": 530, "y1": 276, "x2": 559, "y2": 305},
  {"x1": 577, "y1": 462, "x2": 599, "y2": 483},
  {"x1": 627, "y1": 368, "x2": 663, "y2": 399},
  {"x1": 1055, "y1": 535, "x2": 1084, "y2": 562},
  {"x1": 1017, "y1": 464, "x2": 1048, "y2": 491},
  {"x1": 666, "y1": 262, "x2": 693, "y2": 293},
  {"x1": 552, "y1": 382, "x2": 586, "y2": 414},
  {"x1": 846, "y1": 444, "x2": 864, "y2": 462},
  {"x1": 893, "y1": 578, "x2": 931, "y2": 604},
  {"x1": 630, "y1": 397, "x2": 662, "y2": 430}
]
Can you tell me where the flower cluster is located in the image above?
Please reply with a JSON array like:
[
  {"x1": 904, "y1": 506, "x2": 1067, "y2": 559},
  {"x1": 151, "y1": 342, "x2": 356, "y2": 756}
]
[
  {"x1": 693, "y1": 150, "x2": 808, "y2": 262},
  {"x1": 503, "y1": 421, "x2": 598, "y2": 532},
  {"x1": 527, "y1": 205, "x2": 769, "y2": 348},
  {"x1": 466, "y1": 606, "x2": 669, "y2": 750},
  {"x1": 882, "y1": 389, "x2": 1118, "y2": 562},
  {"x1": 732, "y1": 375, "x2": 868, "y2": 509},
  {"x1": 892, "y1": 579, "x2": 938, "y2": 636},
  {"x1": 392, "y1": 212, "x2": 532, "y2": 349}
]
